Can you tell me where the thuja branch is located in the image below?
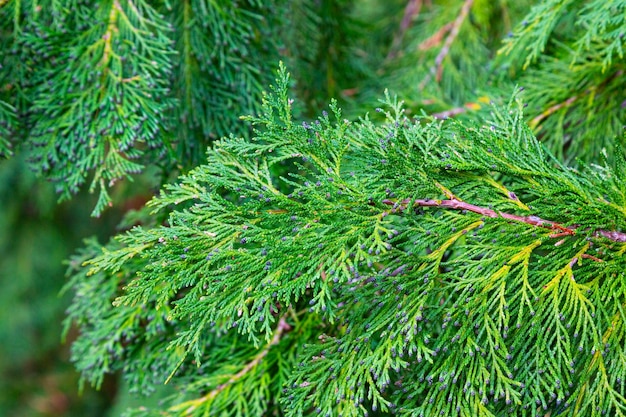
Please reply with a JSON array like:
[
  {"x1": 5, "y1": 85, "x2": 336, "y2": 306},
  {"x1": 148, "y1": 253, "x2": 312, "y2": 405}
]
[
  {"x1": 529, "y1": 69, "x2": 625, "y2": 128},
  {"x1": 382, "y1": 198, "x2": 626, "y2": 242},
  {"x1": 170, "y1": 315, "x2": 292, "y2": 416}
]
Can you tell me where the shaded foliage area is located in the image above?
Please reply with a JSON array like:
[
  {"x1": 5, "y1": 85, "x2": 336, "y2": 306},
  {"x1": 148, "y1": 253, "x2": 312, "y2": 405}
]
[{"x1": 0, "y1": 155, "x2": 122, "y2": 416}]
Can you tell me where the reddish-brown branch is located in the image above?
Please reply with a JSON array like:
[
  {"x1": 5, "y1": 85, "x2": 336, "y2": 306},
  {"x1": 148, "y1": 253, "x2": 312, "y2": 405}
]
[
  {"x1": 174, "y1": 315, "x2": 291, "y2": 415},
  {"x1": 582, "y1": 253, "x2": 604, "y2": 263},
  {"x1": 418, "y1": 0, "x2": 473, "y2": 90},
  {"x1": 387, "y1": 0, "x2": 424, "y2": 60},
  {"x1": 417, "y1": 21, "x2": 454, "y2": 51},
  {"x1": 382, "y1": 198, "x2": 626, "y2": 242}
]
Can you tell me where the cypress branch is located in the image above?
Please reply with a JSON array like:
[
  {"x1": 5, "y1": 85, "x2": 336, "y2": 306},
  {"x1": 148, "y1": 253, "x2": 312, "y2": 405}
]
[
  {"x1": 64, "y1": 66, "x2": 626, "y2": 416},
  {"x1": 24, "y1": 0, "x2": 175, "y2": 216},
  {"x1": 2, "y1": 0, "x2": 624, "y2": 415},
  {"x1": 382, "y1": 198, "x2": 626, "y2": 242}
]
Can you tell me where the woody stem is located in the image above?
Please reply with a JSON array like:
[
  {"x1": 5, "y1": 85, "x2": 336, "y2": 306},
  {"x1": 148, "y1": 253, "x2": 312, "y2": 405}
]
[{"x1": 382, "y1": 198, "x2": 626, "y2": 242}]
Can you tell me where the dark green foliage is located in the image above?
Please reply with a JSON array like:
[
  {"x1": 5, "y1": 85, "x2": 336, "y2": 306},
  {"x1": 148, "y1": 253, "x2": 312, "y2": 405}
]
[
  {"x1": 65, "y1": 67, "x2": 626, "y2": 416},
  {"x1": 1, "y1": 0, "x2": 285, "y2": 216},
  {"x1": 0, "y1": 99, "x2": 14, "y2": 156},
  {"x1": 24, "y1": 0, "x2": 175, "y2": 215},
  {"x1": 0, "y1": 0, "x2": 21, "y2": 157},
  {"x1": 167, "y1": 0, "x2": 284, "y2": 166},
  {"x1": 283, "y1": 0, "x2": 370, "y2": 113}
]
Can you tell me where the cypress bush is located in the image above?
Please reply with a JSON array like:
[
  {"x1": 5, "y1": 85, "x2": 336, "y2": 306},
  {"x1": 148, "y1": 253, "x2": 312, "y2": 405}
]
[{"x1": 1, "y1": 0, "x2": 625, "y2": 416}]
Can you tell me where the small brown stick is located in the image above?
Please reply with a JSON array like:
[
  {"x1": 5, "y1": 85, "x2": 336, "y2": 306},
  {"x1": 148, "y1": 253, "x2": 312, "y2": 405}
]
[
  {"x1": 433, "y1": 0, "x2": 474, "y2": 82},
  {"x1": 382, "y1": 198, "x2": 626, "y2": 242},
  {"x1": 173, "y1": 315, "x2": 291, "y2": 415},
  {"x1": 582, "y1": 253, "x2": 604, "y2": 263},
  {"x1": 387, "y1": 0, "x2": 424, "y2": 60},
  {"x1": 417, "y1": 21, "x2": 454, "y2": 51},
  {"x1": 418, "y1": 0, "x2": 474, "y2": 90}
]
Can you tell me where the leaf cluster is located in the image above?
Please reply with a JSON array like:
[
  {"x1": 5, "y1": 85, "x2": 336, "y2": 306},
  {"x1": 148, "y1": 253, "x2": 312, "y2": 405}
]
[
  {"x1": 0, "y1": 0, "x2": 285, "y2": 215},
  {"x1": 65, "y1": 66, "x2": 626, "y2": 416}
]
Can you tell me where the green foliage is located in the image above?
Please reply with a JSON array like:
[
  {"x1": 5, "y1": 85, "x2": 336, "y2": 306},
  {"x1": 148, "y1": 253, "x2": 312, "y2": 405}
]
[
  {"x1": 3, "y1": 0, "x2": 620, "y2": 214},
  {"x1": 1, "y1": 0, "x2": 285, "y2": 216},
  {"x1": 0, "y1": 99, "x2": 15, "y2": 157},
  {"x1": 499, "y1": 0, "x2": 626, "y2": 163},
  {"x1": 283, "y1": 0, "x2": 371, "y2": 113},
  {"x1": 2, "y1": 0, "x2": 626, "y2": 416},
  {"x1": 348, "y1": 0, "x2": 532, "y2": 116},
  {"x1": 23, "y1": 0, "x2": 175, "y2": 216},
  {"x1": 65, "y1": 66, "x2": 626, "y2": 416},
  {"x1": 167, "y1": 0, "x2": 285, "y2": 166},
  {"x1": 0, "y1": 0, "x2": 21, "y2": 157}
]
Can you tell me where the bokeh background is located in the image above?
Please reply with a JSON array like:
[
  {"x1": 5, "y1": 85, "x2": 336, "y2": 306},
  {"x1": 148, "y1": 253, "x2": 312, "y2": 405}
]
[{"x1": 0, "y1": 154, "x2": 160, "y2": 416}]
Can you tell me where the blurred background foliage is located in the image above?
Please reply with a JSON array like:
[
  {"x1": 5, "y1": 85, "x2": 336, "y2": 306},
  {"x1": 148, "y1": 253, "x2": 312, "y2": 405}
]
[
  {"x1": 0, "y1": 154, "x2": 116, "y2": 416},
  {"x1": 0, "y1": 153, "x2": 160, "y2": 416},
  {"x1": 1, "y1": 0, "x2": 624, "y2": 415}
]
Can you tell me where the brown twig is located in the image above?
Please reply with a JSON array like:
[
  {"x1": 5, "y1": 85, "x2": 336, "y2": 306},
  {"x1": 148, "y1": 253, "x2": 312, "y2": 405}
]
[
  {"x1": 172, "y1": 315, "x2": 291, "y2": 415},
  {"x1": 530, "y1": 95, "x2": 578, "y2": 128},
  {"x1": 433, "y1": 0, "x2": 473, "y2": 82},
  {"x1": 419, "y1": 0, "x2": 474, "y2": 90},
  {"x1": 417, "y1": 21, "x2": 453, "y2": 51},
  {"x1": 387, "y1": 0, "x2": 423, "y2": 60},
  {"x1": 382, "y1": 198, "x2": 626, "y2": 242}
]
